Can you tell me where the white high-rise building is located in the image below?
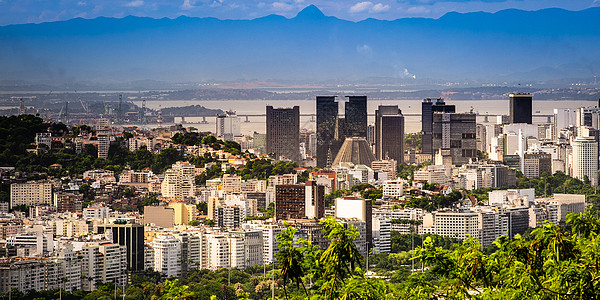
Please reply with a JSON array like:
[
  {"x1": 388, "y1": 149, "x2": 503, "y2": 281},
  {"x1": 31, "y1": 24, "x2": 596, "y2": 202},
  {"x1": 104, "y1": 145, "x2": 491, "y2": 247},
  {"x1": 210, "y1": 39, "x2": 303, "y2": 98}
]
[
  {"x1": 153, "y1": 234, "x2": 182, "y2": 277},
  {"x1": 229, "y1": 230, "x2": 264, "y2": 269},
  {"x1": 228, "y1": 236, "x2": 246, "y2": 269},
  {"x1": 372, "y1": 218, "x2": 391, "y2": 253},
  {"x1": 216, "y1": 111, "x2": 241, "y2": 141},
  {"x1": 96, "y1": 128, "x2": 111, "y2": 159},
  {"x1": 261, "y1": 225, "x2": 283, "y2": 264},
  {"x1": 423, "y1": 211, "x2": 480, "y2": 241},
  {"x1": 572, "y1": 136, "x2": 598, "y2": 186},
  {"x1": 81, "y1": 241, "x2": 127, "y2": 291},
  {"x1": 161, "y1": 161, "x2": 196, "y2": 199},
  {"x1": 206, "y1": 234, "x2": 230, "y2": 270}
]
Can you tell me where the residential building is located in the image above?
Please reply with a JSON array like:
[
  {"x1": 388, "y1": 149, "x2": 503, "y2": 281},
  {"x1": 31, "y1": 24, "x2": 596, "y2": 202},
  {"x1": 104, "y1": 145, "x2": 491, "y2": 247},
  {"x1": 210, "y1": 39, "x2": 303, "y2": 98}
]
[
  {"x1": 335, "y1": 196, "x2": 372, "y2": 247},
  {"x1": 81, "y1": 241, "x2": 127, "y2": 291},
  {"x1": 10, "y1": 181, "x2": 52, "y2": 208},
  {"x1": 168, "y1": 202, "x2": 197, "y2": 225},
  {"x1": 143, "y1": 206, "x2": 175, "y2": 228},
  {"x1": 153, "y1": 234, "x2": 182, "y2": 277},
  {"x1": 161, "y1": 161, "x2": 196, "y2": 199}
]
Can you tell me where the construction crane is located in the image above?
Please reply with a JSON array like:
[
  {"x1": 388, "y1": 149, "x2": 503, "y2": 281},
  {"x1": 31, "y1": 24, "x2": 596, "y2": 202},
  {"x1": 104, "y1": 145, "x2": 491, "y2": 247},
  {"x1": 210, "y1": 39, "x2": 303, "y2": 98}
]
[{"x1": 79, "y1": 97, "x2": 89, "y2": 115}]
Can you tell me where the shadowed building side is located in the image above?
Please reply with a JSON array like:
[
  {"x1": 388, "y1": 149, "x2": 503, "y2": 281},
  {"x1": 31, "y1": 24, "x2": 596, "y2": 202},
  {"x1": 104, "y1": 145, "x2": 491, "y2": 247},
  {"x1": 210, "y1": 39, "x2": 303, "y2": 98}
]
[
  {"x1": 266, "y1": 106, "x2": 300, "y2": 162},
  {"x1": 375, "y1": 105, "x2": 404, "y2": 163},
  {"x1": 316, "y1": 96, "x2": 339, "y2": 168}
]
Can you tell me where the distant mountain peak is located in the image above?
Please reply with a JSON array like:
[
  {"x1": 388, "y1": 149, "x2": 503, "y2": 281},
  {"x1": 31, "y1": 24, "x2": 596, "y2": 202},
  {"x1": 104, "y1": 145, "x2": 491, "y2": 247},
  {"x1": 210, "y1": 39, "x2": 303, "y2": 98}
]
[{"x1": 294, "y1": 5, "x2": 326, "y2": 19}]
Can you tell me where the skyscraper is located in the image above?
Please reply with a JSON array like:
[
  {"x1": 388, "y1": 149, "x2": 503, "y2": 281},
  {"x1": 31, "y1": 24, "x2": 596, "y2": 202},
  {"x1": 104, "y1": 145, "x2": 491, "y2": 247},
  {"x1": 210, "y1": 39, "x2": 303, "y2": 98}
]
[
  {"x1": 344, "y1": 96, "x2": 367, "y2": 138},
  {"x1": 375, "y1": 105, "x2": 404, "y2": 163},
  {"x1": 316, "y1": 96, "x2": 339, "y2": 168},
  {"x1": 422, "y1": 98, "x2": 455, "y2": 155},
  {"x1": 432, "y1": 112, "x2": 477, "y2": 166},
  {"x1": 266, "y1": 106, "x2": 300, "y2": 162},
  {"x1": 509, "y1": 93, "x2": 533, "y2": 124},
  {"x1": 572, "y1": 136, "x2": 598, "y2": 186}
]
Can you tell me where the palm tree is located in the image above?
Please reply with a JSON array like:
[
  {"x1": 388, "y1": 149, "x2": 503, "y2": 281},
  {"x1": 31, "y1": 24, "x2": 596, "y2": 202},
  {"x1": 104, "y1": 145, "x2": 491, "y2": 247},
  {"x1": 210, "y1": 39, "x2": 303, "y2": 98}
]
[
  {"x1": 275, "y1": 222, "x2": 306, "y2": 299},
  {"x1": 319, "y1": 217, "x2": 362, "y2": 300}
]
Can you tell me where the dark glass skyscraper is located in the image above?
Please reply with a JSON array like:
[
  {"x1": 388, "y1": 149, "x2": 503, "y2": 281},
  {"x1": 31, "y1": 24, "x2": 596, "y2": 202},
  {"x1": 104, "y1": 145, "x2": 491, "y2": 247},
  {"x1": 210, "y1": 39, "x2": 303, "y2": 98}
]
[
  {"x1": 266, "y1": 106, "x2": 300, "y2": 162},
  {"x1": 344, "y1": 96, "x2": 367, "y2": 138},
  {"x1": 97, "y1": 223, "x2": 145, "y2": 273},
  {"x1": 422, "y1": 98, "x2": 455, "y2": 155},
  {"x1": 509, "y1": 93, "x2": 532, "y2": 124},
  {"x1": 375, "y1": 105, "x2": 404, "y2": 162},
  {"x1": 316, "y1": 96, "x2": 339, "y2": 168}
]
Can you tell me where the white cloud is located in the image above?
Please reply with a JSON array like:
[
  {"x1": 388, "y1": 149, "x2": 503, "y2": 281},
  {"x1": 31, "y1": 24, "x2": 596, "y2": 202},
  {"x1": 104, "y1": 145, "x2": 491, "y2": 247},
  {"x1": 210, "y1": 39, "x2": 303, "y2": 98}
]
[
  {"x1": 77, "y1": 1, "x2": 87, "y2": 6},
  {"x1": 350, "y1": 2, "x2": 390, "y2": 13},
  {"x1": 371, "y1": 3, "x2": 390, "y2": 12},
  {"x1": 181, "y1": 0, "x2": 195, "y2": 10},
  {"x1": 272, "y1": 2, "x2": 294, "y2": 11},
  {"x1": 356, "y1": 44, "x2": 371, "y2": 54},
  {"x1": 406, "y1": 6, "x2": 430, "y2": 14},
  {"x1": 124, "y1": 0, "x2": 144, "y2": 7},
  {"x1": 350, "y1": 1, "x2": 373, "y2": 13}
]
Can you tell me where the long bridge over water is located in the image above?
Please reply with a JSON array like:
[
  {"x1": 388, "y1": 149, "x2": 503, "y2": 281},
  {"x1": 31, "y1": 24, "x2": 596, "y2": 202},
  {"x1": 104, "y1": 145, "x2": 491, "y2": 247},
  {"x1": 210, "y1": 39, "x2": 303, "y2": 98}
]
[{"x1": 175, "y1": 113, "x2": 554, "y2": 124}]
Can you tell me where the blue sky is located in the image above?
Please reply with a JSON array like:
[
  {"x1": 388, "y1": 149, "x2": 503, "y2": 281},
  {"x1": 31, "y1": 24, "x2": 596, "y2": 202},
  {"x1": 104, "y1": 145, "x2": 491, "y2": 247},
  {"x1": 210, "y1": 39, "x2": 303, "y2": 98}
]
[{"x1": 0, "y1": 0, "x2": 598, "y2": 25}]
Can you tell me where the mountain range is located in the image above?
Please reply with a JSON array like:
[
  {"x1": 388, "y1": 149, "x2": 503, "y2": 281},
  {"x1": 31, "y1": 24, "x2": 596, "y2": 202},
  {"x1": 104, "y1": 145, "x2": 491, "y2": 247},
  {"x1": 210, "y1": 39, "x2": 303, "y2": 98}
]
[{"x1": 1, "y1": 5, "x2": 599, "y2": 85}]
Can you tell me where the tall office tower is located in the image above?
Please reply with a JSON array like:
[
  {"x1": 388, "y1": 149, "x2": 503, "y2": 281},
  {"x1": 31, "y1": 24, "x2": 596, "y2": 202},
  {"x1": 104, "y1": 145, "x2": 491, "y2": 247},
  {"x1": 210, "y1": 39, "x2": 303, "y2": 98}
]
[
  {"x1": 215, "y1": 110, "x2": 241, "y2": 141},
  {"x1": 572, "y1": 136, "x2": 598, "y2": 186},
  {"x1": 344, "y1": 96, "x2": 368, "y2": 138},
  {"x1": 432, "y1": 112, "x2": 477, "y2": 166},
  {"x1": 266, "y1": 106, "x2": 300, "y2": 162},
  {"x1": 97, "y1": 223, "x2": 145, "y2": 273},
  {"x1": 422, "y1": 98, "x2": 455, "y2": 155},
  {"x1": 316, "y1": 96, "x2": 339, "y2": 168},
  {"x1": 375, "y1": 105, "x2": 405, "y2": 163},
  {"x1": 509, "y1": 93, "x2": 533, "y2": 124}
]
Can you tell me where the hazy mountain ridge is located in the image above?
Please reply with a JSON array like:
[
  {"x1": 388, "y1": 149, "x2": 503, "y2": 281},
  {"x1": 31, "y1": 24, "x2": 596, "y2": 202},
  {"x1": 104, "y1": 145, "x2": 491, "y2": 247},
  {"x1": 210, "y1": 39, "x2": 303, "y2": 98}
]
[{"x1": 1, "y1": 5, "x2": 599, "y2": 84}]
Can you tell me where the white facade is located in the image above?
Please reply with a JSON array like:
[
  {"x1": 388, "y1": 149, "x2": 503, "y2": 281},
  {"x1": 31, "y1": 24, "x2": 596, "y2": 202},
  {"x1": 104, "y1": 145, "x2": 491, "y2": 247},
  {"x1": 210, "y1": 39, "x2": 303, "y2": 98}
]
[
  {"x1": 206, "y1": 234, "x2": 230, "y2": 270},
  {"x1": 372, "y1": 218, "x2": 391, "y2": 253},
  {"x1": 81, "y1": 241, "x2": 127, "y2": 291},
  {"x1": 83, "y1": 206, "x2": 110, "y2": 219},
  {"x1": 216, "y1": 111, "x2": 241, "y2": 141},
  {"x1": 382, "y1": 179, "x2": 405, "y2": 198},
  {"x1": 153, "y1": 234, "x2": 182, "y2": 277},
  {"x1": 161, "y1": 161, "x2": 196, "y2": 199},
  {"x1": 572, "y1": 136, "x2": 598, "y2": 186}
]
